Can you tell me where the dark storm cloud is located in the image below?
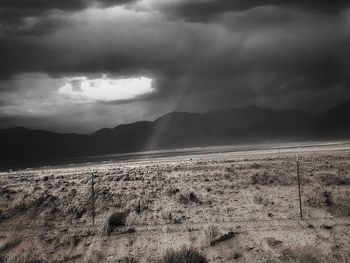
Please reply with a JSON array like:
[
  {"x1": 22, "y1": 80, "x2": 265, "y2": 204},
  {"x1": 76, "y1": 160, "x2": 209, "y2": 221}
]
[
  {"x1": 0, "y1": 37, "x2": 51, "y2": 79},
  {"x1": 0, "y1": 3, "x2": 348, "y2": 86},
  {"x1": 0, "y1": 6, "x2": 349, "y2": 96},
  {"x1": 0, "y1": 0, "x2": 137, "y2": 25},
  {"x1": 0, "y1": 10, "x2": 200, "y2": 79},
  {"x1": 0, "y1": 16, "x2": 72, "y2": 37},
  {"x1": 0, "y1": 1, "x2": 349, "y2": 132},
  {"x1": 159, "y1": 0, "x2": 350, "y2": 22}
]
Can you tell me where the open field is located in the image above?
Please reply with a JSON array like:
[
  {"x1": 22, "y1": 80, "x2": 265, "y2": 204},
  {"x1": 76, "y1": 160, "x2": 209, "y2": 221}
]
[{"x1": 1, "y1": 142, "x2": 350, "y2": 262}]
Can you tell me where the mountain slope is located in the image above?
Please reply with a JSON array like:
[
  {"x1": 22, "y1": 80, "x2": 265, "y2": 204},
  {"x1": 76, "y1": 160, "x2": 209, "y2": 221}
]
[
  {"x1": 0, "y1": 127, "x2": 89, "y2": 161},
  {"x1": 313, "y1": 101, "x2": 350, "y2": 138},
  {"x1": 0, "y1": 102, "x2": 349, "y2": 168}
]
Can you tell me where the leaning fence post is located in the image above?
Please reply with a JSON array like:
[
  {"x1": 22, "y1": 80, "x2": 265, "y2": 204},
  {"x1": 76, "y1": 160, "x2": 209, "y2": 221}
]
[
  {"x1": 296, "y1": 153, "x2": 303, "y2": 220},
  {"x1": 91, "y1": 170, "x2": 96, "y2": 226}
]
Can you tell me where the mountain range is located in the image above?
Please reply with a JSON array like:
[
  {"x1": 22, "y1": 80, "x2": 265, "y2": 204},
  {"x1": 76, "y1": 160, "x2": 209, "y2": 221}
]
[{"x1": 1, "y1": 101, "x2": 349, "y2": 168}]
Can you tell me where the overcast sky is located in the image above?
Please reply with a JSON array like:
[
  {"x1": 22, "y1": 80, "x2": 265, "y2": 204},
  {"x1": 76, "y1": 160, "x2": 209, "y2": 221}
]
[{"x1": 0, "y1": 0, "x2": 349, "y2": 133}]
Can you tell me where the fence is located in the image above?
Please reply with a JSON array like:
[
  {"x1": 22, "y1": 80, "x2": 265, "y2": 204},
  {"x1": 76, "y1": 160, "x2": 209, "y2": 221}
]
[
  {"x1": 80, "y1": 150, "x2": 350, "y2": 229},
  {"x1": 0, "y1": 149, "x2": 349, "y2": 234}
]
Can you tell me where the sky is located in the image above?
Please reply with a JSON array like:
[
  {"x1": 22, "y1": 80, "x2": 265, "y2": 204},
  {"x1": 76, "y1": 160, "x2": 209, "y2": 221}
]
[{"x1": 0, "y1": 0, "x2": 349, "y2": 133}]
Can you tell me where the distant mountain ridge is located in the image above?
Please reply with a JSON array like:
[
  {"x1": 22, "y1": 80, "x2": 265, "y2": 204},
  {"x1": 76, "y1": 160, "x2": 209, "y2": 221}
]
[{"x1": 1, "y1": 101, "x2": 350, "y2": 168}]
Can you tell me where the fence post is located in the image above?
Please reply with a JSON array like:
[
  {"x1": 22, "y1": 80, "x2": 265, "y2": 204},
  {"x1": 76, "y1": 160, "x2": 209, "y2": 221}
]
[
  {"x1": 91, "y1": 170, "x2": 96, "y2": 226},
  {"x1": 277, "y1": 139, "x2": 280, "y2": 158},
  {"x1": 296, "y1": 154, "x2": 303, "y2": 220},
  {"x1": 314, "y1": 145, "x2": 317, "y2": 157}
]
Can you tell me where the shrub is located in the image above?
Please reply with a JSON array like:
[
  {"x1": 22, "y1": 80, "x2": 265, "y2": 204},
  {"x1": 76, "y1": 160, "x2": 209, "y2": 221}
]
[
  {"x1": 281, "y1": 246, "x2": 350, "y2": 263},
  {"x1": 103, "y1": 211, "x2": 129, "y2": 235},
  {"x1": 224, "y1": 165, "x2": 238, "y2": 180},
  {"x1": 5, "y1": 250, "x2": 47, "y2": 263},
  {"x1": 251, "y1": 171, "x2": 274, "y2": 185},
  {"x1": 253, "y1": 193, "x2": 263, "y2": 204},
  {"x1": 0, "y1": 209, "x2": 7, "y2": 222},
  {"x1": 165, "y1": 186, "x2": 180, "y2": 197},
  {"x1": 201, "y1": 225, "x2": 218, "y2": 247},
  {"x1": 266, "y1": 237, "x2": 283, "y2": 248},
  {"x1": 0, "y1": 237, "x2": 21, "y2": 253},
  {"x1": 304, "y1": 183, "x2": 333, "y2": 207},
  {"x1": 84, "y1": 250, "x2": 104, "y2": 263},
  {"x1": 175, "y1": 192, "x2": 200, "y2": 205},
  {"x1": 316, "y1": 172, "x2": 350, "y2": 186},
  {"x1": 161, "y1": 210, "x2": 172, "y2": 221},
  {"x1": 175, "y1": 193, "x2": 188, "y2": 204},
  {"x1": 327, "y1": 197, "x2": 350, "y2": 216},
  {"x1": 160, "y1": 247, "x2": 208, "y2": 263},
  {"x1": 251, "y1": 169, "x2": 294, "y2": 186},
  {"x1": 250, "y1": 162, "x2": 262, "y2": 169},
  {"x1": 131, "y1": 198, "x2": 148, "y2": 214},
  {"x1": 116, "y1": 256, "x2": 137, "y2": 263}
]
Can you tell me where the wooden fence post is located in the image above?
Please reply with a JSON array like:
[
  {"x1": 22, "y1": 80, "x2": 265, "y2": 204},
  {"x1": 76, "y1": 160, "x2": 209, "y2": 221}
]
[
  {"x1": 91, "y1": 170, "x2": 96, "y2": 226},
  {"x1": 296, "y1": 154, "x2": 303, "y2": 220}
]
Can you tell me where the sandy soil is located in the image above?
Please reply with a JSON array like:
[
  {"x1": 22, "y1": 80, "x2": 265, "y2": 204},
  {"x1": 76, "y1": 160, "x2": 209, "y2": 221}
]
[{"x1": 0, "y1": 143, "x2": 350, "y2": 262}]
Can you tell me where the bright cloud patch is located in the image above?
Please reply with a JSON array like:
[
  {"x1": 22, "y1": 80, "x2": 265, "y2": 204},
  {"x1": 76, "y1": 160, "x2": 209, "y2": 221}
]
[{"x1": 58, "y1": 75, "x2": 154, "y2": 102}]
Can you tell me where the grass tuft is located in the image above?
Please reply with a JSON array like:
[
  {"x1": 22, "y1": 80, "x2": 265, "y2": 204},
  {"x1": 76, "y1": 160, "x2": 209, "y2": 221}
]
[{"x1": 160, "y1": 247, "x2": 208, "y2": 263}]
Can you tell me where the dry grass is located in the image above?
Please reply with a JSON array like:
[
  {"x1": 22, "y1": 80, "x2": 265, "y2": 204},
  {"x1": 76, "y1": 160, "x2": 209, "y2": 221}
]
[
  {"x1": 4, "y1": 250, "x2": 47, "y2": 263},
  {"x1": 0, "y1": 149, "x2": 349, "y2": 262},
  {"x1": 200, "y1": 225, "x2": 218, "y2": 247},
  {"x1": 280, "y1": 246, "x2": 350, "y2": 263},
  {"x1": 160, "y1": 247, "x2": 208, "y2": 263},
  {"x1": 0, "y1": 237, "x2": 21, "y2": 254},
  {"x1": 251, "y1": 170, "x2": 294, "y2": 186},
  {"x1": 83, "y1": 250, "x2": 105, "y2": 263},
  {"x1": 315, "y1": 172, "x2": 350, "y2": 186},
  {"x1": 115, "y1": 256, "x2": 137, "y2": 263}
]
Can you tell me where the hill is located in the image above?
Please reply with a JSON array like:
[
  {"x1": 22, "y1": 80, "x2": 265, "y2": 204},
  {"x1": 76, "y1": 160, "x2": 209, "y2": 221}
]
[{"x1": 1, "y1": 101, "x2": 349, "y2": 168}]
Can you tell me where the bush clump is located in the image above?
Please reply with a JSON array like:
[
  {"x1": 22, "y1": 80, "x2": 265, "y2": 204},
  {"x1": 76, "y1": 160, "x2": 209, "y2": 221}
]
[
  {"x1": 175, "y1": 192, "x2": 200, "y2": 205},
  {"x1": 4, "y1": 251, "x2": 47, "y2": 263},
  {"x1": 165, "y1": 186, "x2": 180, "y2": 197},
  {"x1": 116, "y1": 256, "x2": 138, "y2": 263},
  {"x1": 316, "y1": 172, "x2": 350, "y2": 186},
  {"x1": 281, "y1": 246, "x2": 350, "y2": 263},
  {"x1": 201, "y1": 225, "x2": 218, "y2": 247},
  {"x1": 251, "y1": 170, "x2": 294, "y2": 186},
  {"x1": 160, "y1": 247, "x2": 208, "y2": 263},
  {"x1": 131, "y1": 198, "x2": 149, "y2": 214},
  {"x1": 251, "y1": 172, "x2": 275, "y2": 185},
  {"x1": 103, "y1": 211, "x2": 129, "y2": 235},
  {"x1": 305, "y1": 183, "x2": 333, "y2": 207}
]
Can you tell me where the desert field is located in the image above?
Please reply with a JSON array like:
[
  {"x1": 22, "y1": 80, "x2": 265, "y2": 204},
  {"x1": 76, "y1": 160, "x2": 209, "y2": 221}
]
[{"x1": 1, "y1": 142, "x2": 350, "y2": 262}]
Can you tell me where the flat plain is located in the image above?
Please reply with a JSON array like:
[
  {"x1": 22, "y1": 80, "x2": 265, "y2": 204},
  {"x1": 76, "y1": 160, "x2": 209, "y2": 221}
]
[{"x1": 1, "y1": 142, "x2": 350, "y2": 262}]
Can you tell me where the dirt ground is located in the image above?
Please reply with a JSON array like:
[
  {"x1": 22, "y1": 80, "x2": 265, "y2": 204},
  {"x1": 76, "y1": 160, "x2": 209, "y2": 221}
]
[{"x1": 1, "y1": 143, "x2": 350, "y2": 262}]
